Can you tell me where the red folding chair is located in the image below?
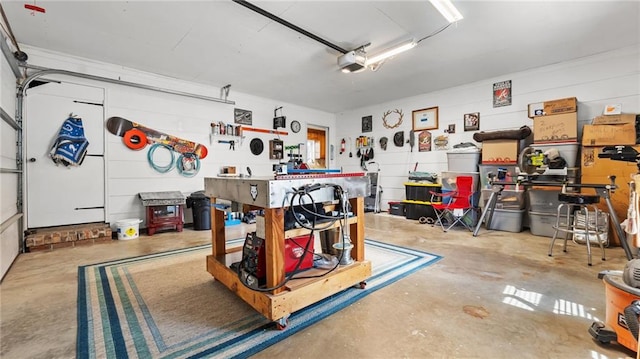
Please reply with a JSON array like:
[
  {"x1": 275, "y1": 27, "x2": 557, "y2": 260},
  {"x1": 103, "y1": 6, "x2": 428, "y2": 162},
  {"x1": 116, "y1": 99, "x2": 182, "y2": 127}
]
[{"x1": 429, "y1": 175, "x2": 475, "y2": 232}]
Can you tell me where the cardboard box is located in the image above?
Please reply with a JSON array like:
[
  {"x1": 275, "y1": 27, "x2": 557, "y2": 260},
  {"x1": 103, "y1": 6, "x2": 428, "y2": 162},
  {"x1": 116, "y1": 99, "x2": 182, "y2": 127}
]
[
  {"x1": 592, "y1": 113, "x2": 637, "y2": 125},
  {"x1": 528, "y1": 97, "x2": 577, "y2": 118},
  {"x1": 533, "y1": 112, "x2": 578, "y2": 143},
  {"x1": 221, "y1": 166, "x2": 236, "y2": 174},
  {"x1": 481, "y1": 140, "x2": 519, "y2": 164},
  {"x1": 582, "y1": 123, "x2": 636, "y2": 146},
  {"x1": 581, "y1": 145, "x2": 640, "y2": 246}
]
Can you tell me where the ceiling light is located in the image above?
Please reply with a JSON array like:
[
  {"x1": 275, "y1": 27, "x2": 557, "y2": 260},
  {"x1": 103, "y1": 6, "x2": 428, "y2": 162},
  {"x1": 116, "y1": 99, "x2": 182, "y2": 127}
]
[
  {"x1": 364, "y1": 40, "x2": 417, "y2": 67},
  {"x1": 429, "y1": 0, "x2": 463, "y2": 23}
]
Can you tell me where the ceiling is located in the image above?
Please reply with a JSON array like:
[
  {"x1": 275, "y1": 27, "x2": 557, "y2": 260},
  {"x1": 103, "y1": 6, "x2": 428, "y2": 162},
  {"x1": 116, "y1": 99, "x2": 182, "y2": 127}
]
[{"x1": 3, "y1": 1, "x2": 639, "y2": 113}]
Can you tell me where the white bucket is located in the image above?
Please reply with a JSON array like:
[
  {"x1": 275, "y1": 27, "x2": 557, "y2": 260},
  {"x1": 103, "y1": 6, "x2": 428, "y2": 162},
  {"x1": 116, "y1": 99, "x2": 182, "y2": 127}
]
[{"x1": 115, "y1": 219, "x2": 143, "y2": 240}]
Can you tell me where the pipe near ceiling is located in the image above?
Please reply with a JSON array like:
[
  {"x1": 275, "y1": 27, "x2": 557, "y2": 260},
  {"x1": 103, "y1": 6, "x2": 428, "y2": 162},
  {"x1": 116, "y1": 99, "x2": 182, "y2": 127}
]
[{"x1": 232, "y1": 0, "x2": 349, "y2": 54}]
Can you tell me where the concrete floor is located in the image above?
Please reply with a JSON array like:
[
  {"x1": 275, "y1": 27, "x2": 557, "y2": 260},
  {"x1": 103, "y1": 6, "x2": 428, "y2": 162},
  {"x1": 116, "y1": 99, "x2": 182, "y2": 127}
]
[{"x1": 0, "y1": 213, "x2": 637, "y2": 359}]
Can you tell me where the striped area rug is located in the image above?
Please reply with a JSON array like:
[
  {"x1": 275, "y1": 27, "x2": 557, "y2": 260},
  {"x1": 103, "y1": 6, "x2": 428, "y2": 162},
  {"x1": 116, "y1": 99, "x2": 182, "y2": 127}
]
[{"x1": 77, "y1": 239, "x2": 441, "y2": 358}]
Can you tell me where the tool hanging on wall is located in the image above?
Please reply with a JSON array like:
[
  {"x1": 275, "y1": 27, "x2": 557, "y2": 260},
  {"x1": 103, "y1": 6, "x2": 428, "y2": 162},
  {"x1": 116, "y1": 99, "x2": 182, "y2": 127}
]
[
  {"x1": 340, "y1": 138, "x2": 345, "y2": 154},
  {"x1": 357, "y1": 136, "x2": 374, "y2": 170},
  {"x1": 218, "y1": 139, "x2": 236, "y2": 150},
  {"x1": 355, "y1": 136, "x2": 374, "y2": 160},
  {"x1": 241, "y1": 125, "x2": 288, "y2": 136},
  {"x1": 348, "y1": 137, "x2": 353, "y2": 158},
  {"x1": 408, "y1": 130, "x2": 415, "y2": 152}
]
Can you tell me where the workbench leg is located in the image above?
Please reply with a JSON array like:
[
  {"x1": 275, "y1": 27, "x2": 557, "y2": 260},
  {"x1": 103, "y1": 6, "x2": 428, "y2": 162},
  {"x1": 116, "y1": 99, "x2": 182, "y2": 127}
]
[
  {"x1": 350, "y1": 197, "x2": 365, "y2": 262},
  {"x1": 265, "y1": 208, "x2": 286, "y2": 294},
  {"x1": 211, "y1": 197, "x2": 226, "y2": 257}
]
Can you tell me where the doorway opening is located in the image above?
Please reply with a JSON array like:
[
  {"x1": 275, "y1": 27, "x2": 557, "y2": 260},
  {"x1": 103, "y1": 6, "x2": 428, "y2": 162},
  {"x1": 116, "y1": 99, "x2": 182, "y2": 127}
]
[{"x1": 306, "y1": 126, "x2": 327, "y2": 169}]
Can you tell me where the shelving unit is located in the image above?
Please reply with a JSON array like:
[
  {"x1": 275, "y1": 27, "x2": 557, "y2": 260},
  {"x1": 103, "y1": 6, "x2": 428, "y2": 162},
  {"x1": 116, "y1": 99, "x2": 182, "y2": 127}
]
[
  {"x1": 269, "y1": 139, "x2": 284, "y2": 160},
  {"x1": 204, "y1": 175, "x2": 371, "y2": 326}
]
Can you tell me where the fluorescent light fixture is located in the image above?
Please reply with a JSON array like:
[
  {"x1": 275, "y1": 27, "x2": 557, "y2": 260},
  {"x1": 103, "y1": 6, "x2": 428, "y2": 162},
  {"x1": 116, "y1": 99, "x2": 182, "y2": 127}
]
[
  {"x1": 365, "y1": 40, "x2": 417, "y2": 66},
  {"x1": 429, "y1": 0, "x2": 463, "y2": 23}
]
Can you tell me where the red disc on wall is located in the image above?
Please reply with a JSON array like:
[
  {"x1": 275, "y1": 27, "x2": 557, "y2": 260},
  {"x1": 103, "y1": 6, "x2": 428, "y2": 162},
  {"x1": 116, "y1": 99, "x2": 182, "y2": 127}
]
[{"x1": 122, "y1": 129, "x2": 148, "y2": 150}]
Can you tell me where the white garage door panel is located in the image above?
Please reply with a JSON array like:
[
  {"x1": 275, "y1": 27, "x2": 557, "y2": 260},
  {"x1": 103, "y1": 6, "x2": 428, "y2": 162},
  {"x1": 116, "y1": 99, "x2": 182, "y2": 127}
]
[
  {"x1": 26, "y1": 82, "x2": 105, "y2": 228},
  {"x1": 0, "y1": 173, "x2": 17, "y2": 223},
  {"x1": 28, "y1": 156, "x2": 105, "y2": 227},
  {"x1": 1, "y1": 222, "x2": 19, "y2": 280}
]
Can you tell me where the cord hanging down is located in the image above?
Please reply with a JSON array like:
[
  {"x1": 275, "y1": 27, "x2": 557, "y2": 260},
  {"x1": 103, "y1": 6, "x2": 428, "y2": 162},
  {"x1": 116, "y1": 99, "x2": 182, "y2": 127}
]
[{"x1": 235, "y1": 183, "x2": 354, "y2": 292}]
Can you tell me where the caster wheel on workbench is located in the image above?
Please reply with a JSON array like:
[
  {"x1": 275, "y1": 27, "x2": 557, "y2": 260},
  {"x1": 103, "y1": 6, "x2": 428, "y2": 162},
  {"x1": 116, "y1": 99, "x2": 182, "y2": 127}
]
[
  {"x1": 356, "y1": 281, "x2": 366, "y2": 289},
  {"x1": 275, "y1": 315, "x2": 289, "y2": 330}
]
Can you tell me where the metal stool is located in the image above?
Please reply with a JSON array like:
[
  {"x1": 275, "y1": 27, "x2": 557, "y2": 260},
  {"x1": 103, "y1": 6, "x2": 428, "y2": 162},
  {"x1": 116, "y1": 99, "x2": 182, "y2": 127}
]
[{"x1": 548, "y1": 193, "x2": 606, "y2": 266}]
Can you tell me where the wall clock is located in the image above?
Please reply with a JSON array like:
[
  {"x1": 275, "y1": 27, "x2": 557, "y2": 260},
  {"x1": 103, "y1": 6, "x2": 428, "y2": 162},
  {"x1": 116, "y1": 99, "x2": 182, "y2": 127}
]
[{"x1": 291, "y1": 120, "x2": 301, "y2": 133}]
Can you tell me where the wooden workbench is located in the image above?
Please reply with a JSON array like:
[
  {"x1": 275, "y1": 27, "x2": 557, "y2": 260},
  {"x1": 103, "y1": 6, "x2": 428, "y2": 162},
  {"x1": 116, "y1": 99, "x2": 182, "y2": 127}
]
[{"x1": 204, "y1": 176, "x2": 372, "y2": 327}]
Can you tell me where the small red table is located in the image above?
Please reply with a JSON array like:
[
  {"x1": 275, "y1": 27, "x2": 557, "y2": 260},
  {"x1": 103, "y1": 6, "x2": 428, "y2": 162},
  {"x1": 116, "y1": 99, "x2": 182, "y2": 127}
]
[{"x1": 139, "y1": 191, "x2": 185, "y2": 236}]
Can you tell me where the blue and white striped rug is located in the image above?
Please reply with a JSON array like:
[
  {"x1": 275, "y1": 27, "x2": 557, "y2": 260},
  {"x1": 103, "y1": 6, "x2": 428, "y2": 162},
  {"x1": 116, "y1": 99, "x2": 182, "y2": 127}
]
[{"x1": 77, "y1": 239, "x2": 441, "y2": 358}]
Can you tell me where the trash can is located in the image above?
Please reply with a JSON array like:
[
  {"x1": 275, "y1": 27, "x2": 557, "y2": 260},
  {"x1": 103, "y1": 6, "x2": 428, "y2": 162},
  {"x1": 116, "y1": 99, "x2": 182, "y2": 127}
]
[{"x1": 186, "y1": 191, "x2": 211, "y2": 230}]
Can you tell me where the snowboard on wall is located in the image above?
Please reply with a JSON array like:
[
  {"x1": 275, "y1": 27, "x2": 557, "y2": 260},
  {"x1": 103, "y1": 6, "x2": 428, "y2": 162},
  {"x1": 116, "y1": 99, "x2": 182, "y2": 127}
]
[{"x1": 106, "y1": 116, "x2": 208, "y2": 159}]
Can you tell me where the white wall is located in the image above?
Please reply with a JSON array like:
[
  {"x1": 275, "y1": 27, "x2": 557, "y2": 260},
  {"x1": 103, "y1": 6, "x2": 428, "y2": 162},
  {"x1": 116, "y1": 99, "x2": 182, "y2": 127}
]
[
  {"x1": 1, "y1": 48, "x2": 20, "y2": 280},
  {"x1": 10, "y1": 44, "x2": 640, "y2": 233},
  {"x1": 335, "y1": 46, "x2": 640, "y2": 210},
  {"x1": 21, "y1": 46, "x2": 337, "y2": 228}
]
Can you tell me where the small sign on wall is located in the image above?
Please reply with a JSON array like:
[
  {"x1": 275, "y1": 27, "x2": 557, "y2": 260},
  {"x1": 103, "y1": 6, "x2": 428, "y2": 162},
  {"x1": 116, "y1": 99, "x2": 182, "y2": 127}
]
[
  {"x1": 234, "y1": 108, "x2": 252, "y2": 125},
  {"x1": 493, "y1": 80, "x2": 512, "y2": 108},
  {"x1": 418, "y1": 131, "x2": 432, "y2": 152}
]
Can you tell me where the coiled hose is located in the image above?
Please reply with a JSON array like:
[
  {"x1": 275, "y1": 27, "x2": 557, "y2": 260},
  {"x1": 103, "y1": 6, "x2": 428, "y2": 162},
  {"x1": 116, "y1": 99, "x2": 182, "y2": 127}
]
[
  {"x1": 176, "y1": 152, "x2": 200, "y2": 177},
  {"x1": 147, "y1": 143, "x2": 175, "y2": 173}
]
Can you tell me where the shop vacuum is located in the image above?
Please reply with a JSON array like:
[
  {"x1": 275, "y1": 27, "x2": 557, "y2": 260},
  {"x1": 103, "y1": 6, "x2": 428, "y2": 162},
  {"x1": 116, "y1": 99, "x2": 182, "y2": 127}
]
[
  {"x1": 590, "y1": 262, "x2": 640, "y2": 352},
  {"x1": 590, "y1": 145, "x2": 640, "y2": 353}
]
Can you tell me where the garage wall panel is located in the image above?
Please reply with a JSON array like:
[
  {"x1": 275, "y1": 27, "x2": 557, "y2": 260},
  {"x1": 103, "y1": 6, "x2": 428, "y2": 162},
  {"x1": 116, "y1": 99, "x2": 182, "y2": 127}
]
[
  {"x1": 336, "y1": 46, "x2": 640, "y2": 211},
  {"x1": 21, "y1": 46, "x2": 337, "y2": 228}
]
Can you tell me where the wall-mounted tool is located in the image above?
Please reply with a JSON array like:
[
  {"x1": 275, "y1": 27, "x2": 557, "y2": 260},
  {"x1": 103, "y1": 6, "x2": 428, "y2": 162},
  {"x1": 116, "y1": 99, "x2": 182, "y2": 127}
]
[{"x1": 218, "y1": 139, "x2": 236, "y2": 150}]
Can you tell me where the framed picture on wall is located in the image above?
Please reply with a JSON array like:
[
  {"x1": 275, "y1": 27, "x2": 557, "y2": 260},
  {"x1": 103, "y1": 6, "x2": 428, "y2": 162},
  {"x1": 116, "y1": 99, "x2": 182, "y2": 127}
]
[
  {"x1": 234, "y1": 108, "x2": 252, "y2": 125},
  {"x1": 464, "y1": 112, "x2": 480, "y2": 131},
  {"x1": 412, "y1": 107, "x2": 438, "y2": 131},
  {"x1": 362, "y1": 115, "x2": 373, "y2": 132}
]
